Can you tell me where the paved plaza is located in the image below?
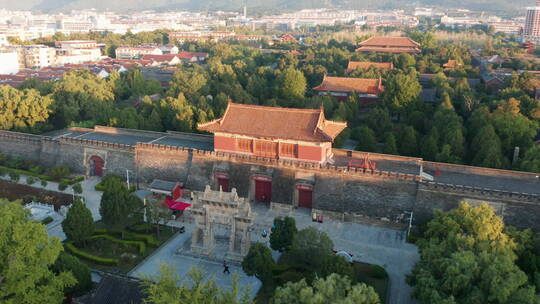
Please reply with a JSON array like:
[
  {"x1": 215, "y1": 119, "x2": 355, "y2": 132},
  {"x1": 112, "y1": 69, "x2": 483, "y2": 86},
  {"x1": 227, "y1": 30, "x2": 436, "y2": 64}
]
[{"x1": 129, "y1": 203, "x2": 419, "y2": 304}]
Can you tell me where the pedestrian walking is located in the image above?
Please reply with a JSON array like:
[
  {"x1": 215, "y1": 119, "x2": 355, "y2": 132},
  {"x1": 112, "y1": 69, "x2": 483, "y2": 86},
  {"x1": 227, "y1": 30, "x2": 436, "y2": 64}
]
[{"x1": 223, "y1": 261, "x2": 230, "y2": 274}]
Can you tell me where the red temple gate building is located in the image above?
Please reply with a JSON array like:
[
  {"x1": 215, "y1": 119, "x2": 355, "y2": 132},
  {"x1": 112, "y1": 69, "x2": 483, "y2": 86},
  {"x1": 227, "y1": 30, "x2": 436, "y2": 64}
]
[
  {"x1": 313, "y1": 76, "x2": 384, "y2": 103},
  {"x1": 355, "y1": 36, "x2": 421, "y2": 54},
  {"x1": 197, "y1": 102, "x2": 347, "y2": 165}
]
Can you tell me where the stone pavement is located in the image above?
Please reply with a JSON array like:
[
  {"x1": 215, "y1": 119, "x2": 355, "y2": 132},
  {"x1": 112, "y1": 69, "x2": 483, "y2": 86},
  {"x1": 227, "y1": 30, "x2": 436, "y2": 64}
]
[
  {"x1": 250, "y1": 204, "x2": 419, "y2": 304},
  {"x1": 130, "y1": 203, "x2": 418, "y2": 304},
  {"x1": 128, "y1": 226, "x2": 262, "y2": 298}
]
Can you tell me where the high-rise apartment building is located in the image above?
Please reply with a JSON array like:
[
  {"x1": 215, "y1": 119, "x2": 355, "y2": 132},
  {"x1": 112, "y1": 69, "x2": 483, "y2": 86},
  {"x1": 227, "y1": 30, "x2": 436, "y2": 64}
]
[{"x1": 523, "y1": 1, "x2": 540, "y2": 44}]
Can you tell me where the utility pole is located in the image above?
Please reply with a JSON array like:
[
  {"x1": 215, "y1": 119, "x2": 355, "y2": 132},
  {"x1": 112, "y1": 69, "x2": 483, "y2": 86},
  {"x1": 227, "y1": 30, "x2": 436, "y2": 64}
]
[{"x1": 126, "y1": 169, "x2": 130, "y2": 189}]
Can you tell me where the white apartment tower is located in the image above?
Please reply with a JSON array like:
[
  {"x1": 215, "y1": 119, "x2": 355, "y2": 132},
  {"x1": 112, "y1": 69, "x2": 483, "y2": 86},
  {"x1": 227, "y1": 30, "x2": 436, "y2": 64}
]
[{"x1": 523, "y1": 1, "x2": 540, "y2": 44}]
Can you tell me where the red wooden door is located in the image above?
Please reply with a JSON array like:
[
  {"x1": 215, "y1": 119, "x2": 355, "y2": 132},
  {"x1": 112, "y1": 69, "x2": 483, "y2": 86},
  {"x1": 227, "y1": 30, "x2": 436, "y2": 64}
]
[
  {"x1": 298, "y1": 188, "x2": 313, "y2": 208},
  {"x1": 90, "y1": 156, "x2": 104, "y2": 177},
  {"x1": 218, "y1": 177, "x2": 229, "y2": 192},
  {"x1": 255, "y1": 180, "x2": 272, "y2": 203}
]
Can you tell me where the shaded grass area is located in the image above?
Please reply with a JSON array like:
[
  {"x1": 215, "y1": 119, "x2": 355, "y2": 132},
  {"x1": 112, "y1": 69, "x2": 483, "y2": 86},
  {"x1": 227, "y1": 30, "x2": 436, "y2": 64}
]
[
  {"x1": 255, "y1": 253, "x2": 389, "y2": 304},
  {"x1": 65, "y1": 222, "x2": 177, "y2": 274}
]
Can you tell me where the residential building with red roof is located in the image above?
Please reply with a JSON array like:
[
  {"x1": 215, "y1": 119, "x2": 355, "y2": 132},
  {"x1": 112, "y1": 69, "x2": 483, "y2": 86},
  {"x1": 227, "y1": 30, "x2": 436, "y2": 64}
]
[
  {"x1": 313, "y1": 76, "x2": 384, "y2": 103},
  {"x1": 346, "y1": 61, "x2": 394, "y2": 73},
  {"x1": 355, "y1": 37, "x2": 421, "y2": 54},
  {"x1": 198, "y1": 102, "x2": 347, "y2": 164},
  {"x1": 116, "y1": 46, "x2": 163, "y2": 59}
]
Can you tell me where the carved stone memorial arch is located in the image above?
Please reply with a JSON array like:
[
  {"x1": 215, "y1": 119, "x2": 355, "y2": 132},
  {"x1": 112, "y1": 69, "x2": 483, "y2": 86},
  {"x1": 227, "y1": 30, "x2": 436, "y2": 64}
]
[{"x1": 190, "y1": 185, "x2": 256, "y2": 262}]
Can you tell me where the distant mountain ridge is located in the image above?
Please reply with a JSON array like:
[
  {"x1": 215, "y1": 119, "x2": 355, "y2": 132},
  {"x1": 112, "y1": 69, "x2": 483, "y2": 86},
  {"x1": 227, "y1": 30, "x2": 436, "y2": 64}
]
[{"x1": 0, "y1": 0, "x2": 533, "y2": 13}]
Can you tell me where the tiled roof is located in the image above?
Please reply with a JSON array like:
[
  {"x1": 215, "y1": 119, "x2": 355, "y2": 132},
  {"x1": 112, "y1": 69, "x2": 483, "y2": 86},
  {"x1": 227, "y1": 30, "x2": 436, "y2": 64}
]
[
  {"x1": 347, "y1": 61, "x2": 393, "y2": 71},
  {"x1": 141, "y1": 54, "x2": 179, "y2": 62},
  {"x1": 358, "y1": 36, "x2": 420, "y2": 48},
  {"x1": 313, "y1": 76, "x2": 384, "y2": 95},
  {"x1": 198, "y1": 102, "x2": 347, "y2": 142},
  {"x1": 356, "y1": 37, "x2": 421, "y2": 53},
  {"x1": 355, "y1": 47, "x2": 420, "y2": 54}
]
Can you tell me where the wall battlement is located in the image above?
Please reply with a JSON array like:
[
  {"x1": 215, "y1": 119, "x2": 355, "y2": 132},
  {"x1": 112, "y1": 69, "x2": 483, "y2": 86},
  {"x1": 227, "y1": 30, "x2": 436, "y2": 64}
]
[
  {"x1": 0, "y1": 127, "x2": 539, "y2": 230},
  {"x1": 419, "y1": 181, "x2": 540, "y2": 203},
  {"x1": 60, "y1": 137, "x2": 135, "y2": 151}
]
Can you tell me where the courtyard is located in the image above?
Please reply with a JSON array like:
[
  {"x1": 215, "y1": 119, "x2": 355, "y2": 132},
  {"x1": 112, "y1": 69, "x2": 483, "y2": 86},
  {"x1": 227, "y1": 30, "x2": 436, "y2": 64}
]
[{"x1": 129, "y1": 202, "x2": 419, "y2": 304}]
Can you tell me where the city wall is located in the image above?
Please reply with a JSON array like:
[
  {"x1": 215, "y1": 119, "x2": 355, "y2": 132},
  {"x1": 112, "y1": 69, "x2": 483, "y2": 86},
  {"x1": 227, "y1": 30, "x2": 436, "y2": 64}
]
[{"x1": 0, "y1": 129, "x2": 539, "y2": 230}]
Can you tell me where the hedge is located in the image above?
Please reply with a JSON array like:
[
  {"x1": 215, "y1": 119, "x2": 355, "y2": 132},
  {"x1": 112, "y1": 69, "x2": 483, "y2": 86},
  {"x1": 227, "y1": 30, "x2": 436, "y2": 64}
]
[
  {"x1": 90, "y1": 234, "x2": 146, "y2": 254},
  {"x1": 41, "y1": 216, "x2": 54, "y2": 225},
  {"x1": 65, "y1": 242, "x2": 119, "y2": 265},
  {"x1": 0, "y1": 165, "x2": 84, "y2": 185},
  {"x1": 124, "y1": 232, "x2": 159, "y2": 247},
  {"x1": 368, "y1": 265, "x2": 388, "y2": 279}
]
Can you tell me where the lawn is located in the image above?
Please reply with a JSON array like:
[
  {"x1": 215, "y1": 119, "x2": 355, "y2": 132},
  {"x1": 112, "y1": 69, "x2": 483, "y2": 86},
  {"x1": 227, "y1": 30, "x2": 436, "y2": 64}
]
[
  {"x1": 254, "y1": 254, "x2": 389, "y2": 304},
  {"x1": 66, "y1": 222, "x2": 178, "y2": 274}
]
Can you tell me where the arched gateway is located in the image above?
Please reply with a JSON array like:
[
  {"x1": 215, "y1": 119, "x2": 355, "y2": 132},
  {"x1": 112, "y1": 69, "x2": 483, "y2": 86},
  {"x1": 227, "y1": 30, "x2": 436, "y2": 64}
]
[{"x1": 89, "y1": 155, "x2": 105, "y2": 177}]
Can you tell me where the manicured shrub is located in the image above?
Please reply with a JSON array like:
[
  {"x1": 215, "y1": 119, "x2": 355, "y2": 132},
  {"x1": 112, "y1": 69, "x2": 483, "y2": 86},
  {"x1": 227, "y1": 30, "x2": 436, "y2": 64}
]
[
  {"x1": 65, "y1": 242, "x2": 119, "y2": 265},
  {"x1": 9, "y1": 172, "x2": 20, "y2": 182},
  {"x1": 72, "y1": 183, "x2": 83, "y2": 194},
  {"x1": 368, "y1": 265, "x2": 388, "y2": 279},
  {"x1": 124, "y1": 232, "x2": 159, "y2": 247},
  {"x1": 29, "y1": 164, "x2": 46, "y2": 174},
  {"x1": 26, "y1": 176, "x2": 36, "y2": 185},
  {"x1": 95, "y1": 174, "x2": 123, "y2": 191},
  {"x1": 0, "y1": 168, "x2": 6, "y2": 176},
  {"x1": 90, "y1": 234, "x2": 146, "y2": 254},
  {"x1": 58, "y1": 182, "x2": 68, "y2": 191},
  {"x1": 41, "y1": 179, "x2": 48, "y2": 187},
  {"x1": 41, "y1": 216, "x2": 54, "y2": 225},
  {"x1": 52, "y1": 252, "x2": 92, "y2": 296},
  {"x1": 7, "y1": 157, "x2": 24, "y2": 169},
  {"x1": 47, "y1": 165, "x2": 71, "y2": 181}
]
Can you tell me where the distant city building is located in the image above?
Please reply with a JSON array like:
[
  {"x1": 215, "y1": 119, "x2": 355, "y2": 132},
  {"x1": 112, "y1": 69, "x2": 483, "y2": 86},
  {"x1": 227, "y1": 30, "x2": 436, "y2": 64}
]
[
  {"x1": 313, "y1": 76, "x2": 384, "y2": 103},
  {"x1": 55, "y1": 40, "x2": 98, "y2": 49},
  {"x1": 115, "y1": 46, "x2": 163, "y2": 59},
  {"x1": 523, "y1": 1, "x2": 540, "y2": 44},
  {"x1": 13, "y1": 45, "x2": 56, "y2": 69},
  {"x1": 355, "y1": 37, "x2": 421, "y2": 54},
  {"x1": 0, "y1": 34, "x2": 8, "y2": 46},
  {"x1": 0, "y1": 49, "x2": 19, "y2": 74}
]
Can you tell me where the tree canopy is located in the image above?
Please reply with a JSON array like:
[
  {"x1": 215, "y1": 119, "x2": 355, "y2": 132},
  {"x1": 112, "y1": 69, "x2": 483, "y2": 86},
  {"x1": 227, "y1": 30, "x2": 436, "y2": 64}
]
[
  {"x1": 0, "y1": 200, "x2": 75, "y2": 304},
  {"x1": 408, "y1": 202, "x2": 540, "y2": 304}
]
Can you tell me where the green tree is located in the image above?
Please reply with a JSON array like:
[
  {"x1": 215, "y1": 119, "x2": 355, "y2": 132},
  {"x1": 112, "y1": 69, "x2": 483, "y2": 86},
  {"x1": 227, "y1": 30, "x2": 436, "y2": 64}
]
[
  {"x1": 382, "y1": 72, "x2": 421, "y2": 114},
  {"x1": 142, "y1": 264, "x2": 252, "y2": 304},
  {"x1": 289, "y1": 227, "x2": 334, "y2": 272},
  {"x1": 62, "y1": 198, "x2": 94, "y2": 246},
  {"x1": 0, "y1": 200, "x2": 75, "y2": 304},
  {"x1": 146, "y1": 200, "x2": 172, "y2": 239},
  {"x1": 355, "y1": 126, "x2": 377, "y2": 152},
  {"x1": 270, "y1": 216, "x2": 298, "y2": 252},
  {"x1": 399, "y1": 126, "x2": 418, "y2": 156},
  {"x1": 99, "y1": 178, "x2": 143, "y2": 237},
  {"x1": 383, "y1": 132, "x2": 398, "y2": 155},
  {"x1": 471, "y1": 125, "x2": 507, "y2": 169},
  {"x1": 520, "y1": 145, "x2": 540, "y2": 173},
  {"x1": 273, "y1": 273, "x2": 380, "y2": 304},
  {"x1": 278, "y1": 68, "x2": 307, "y2": 101},
  {"x1": 242, "y1": 242, "x2": 275, "y2": 285},
  {"x1": 0, "y1": 85, "x2": 52, "y2": 131},
  {"x1": 52, "y1": 252, "x2": 92, "y2": 296},
  {"x1": 408, "y1": 202, "x2": 538, "y2": 304},
  {"x1": 167, "y1": 67, "x2": 207, "y2": 98}
]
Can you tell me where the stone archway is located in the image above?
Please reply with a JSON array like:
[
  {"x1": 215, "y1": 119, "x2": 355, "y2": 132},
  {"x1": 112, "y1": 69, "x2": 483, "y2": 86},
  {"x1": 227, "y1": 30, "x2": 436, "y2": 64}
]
[
  {"x1": 190, "y1": 186, "x2": 256, "y2": 262},
  {"x1": 89, "y1": 155, "x2": 105, "y2": 177}
]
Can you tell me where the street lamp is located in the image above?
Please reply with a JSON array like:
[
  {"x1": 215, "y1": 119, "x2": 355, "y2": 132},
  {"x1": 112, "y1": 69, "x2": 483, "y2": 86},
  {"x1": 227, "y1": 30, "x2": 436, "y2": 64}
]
[{"x1": 404, "y1": 211, "x2": 414, "y2": 239}]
